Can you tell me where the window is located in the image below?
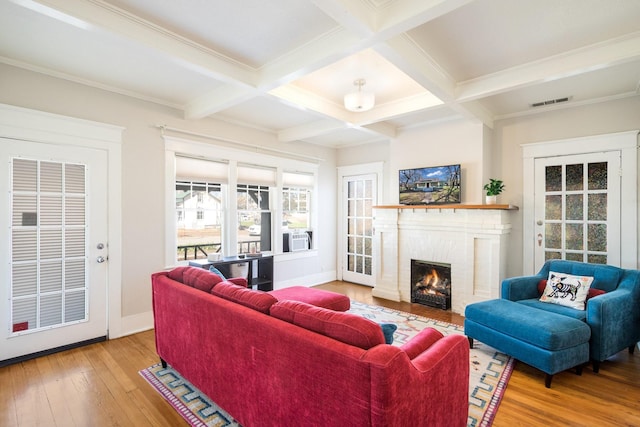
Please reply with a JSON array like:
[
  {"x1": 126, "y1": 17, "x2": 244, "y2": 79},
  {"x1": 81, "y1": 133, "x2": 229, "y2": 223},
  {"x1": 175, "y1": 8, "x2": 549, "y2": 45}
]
[
  {"x1": 176, "y1": 181, "x2": 223, "y2": 260},
  {"x1": 237, "y1": 184, "x2": 271, "y2": 253},
  {"x1": 283, "y1": 187, "x2": 310, "y2": 230}
]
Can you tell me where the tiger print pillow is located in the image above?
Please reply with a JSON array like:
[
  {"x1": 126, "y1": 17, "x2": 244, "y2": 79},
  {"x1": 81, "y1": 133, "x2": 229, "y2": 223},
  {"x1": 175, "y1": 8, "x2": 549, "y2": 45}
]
[{"x1": 539, "y1": 271, "x2": 593, "y2": 310}]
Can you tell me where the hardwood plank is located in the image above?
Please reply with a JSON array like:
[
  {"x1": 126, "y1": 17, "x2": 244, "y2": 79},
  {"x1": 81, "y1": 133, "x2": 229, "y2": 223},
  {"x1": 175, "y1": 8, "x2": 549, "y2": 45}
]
[{"x1": 0, "y1": 280, "x2": 638, "y2": 427}]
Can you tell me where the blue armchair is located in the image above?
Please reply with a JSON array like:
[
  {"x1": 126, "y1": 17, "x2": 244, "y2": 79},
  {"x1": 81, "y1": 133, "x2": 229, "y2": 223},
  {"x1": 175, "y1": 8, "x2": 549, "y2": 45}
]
[{"x1": 501, "y1": 260, "x2": 640, "y2": 372}]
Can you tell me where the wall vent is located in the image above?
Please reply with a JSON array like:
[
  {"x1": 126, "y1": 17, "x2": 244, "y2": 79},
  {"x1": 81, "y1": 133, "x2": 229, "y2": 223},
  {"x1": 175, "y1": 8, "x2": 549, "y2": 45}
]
[{"x1": 531, "y1": 96, "x2": 571, "y2": 108}]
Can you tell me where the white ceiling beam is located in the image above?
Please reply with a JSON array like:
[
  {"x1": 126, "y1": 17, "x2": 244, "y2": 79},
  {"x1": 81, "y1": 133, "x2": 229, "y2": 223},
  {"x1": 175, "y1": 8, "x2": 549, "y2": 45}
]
[
  {"x1": 375, "y1": 0, "x2": 475, "y2": 35},
  {"x1": 311, "y1": 0, "x2": 376, "y2": 36},
  {"x1": 184, "y1": 86, "x2": 256, "y2": 120},
  {"x1": 456, "y1": 32, "x2": 640, "y2": 102},
  {"x1": 359, "y1": 121, "x2": 397, "y2": 139},
  {"x1": 35, "y1": 0, "x2": 257, "y2": 86},
  {"x1": 278, "y1": 120, "x2": 347, "y2": 142}
]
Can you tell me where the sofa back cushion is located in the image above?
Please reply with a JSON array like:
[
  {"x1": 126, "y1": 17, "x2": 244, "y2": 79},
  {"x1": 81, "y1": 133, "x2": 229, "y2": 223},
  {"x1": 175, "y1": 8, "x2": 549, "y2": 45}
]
[
  {"x1": 167, "y1": 266, "x2": 222, "y2": 292},
  {"x1": 211, "y1": 282, "x2": 277, "y2": 314},
  {"x1": 270, "y1": 300, "x2": 385, "y2": 349}
]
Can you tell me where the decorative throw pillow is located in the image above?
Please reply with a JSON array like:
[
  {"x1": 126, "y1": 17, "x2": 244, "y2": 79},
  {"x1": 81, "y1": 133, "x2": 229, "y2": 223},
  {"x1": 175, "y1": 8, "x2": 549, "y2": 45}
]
[
  {"x1": 209, "y1": 266, "x2": 226, "y2": 280},
  {"x1": 539, "y1": 272, "x2": 593, "y2": 310},
  {"x1": 379, "y1": 323, "x2": 397, "y2": 344}
]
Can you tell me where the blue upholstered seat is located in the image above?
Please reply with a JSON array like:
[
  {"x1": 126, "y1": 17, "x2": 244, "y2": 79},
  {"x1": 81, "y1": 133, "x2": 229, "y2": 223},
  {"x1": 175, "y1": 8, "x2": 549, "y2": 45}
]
[{"x1": 501, "y1": 260, "x2": 640, "y2": 371}]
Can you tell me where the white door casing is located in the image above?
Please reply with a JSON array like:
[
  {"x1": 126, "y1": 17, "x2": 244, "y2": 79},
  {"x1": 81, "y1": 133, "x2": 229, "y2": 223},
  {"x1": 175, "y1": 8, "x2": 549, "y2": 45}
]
[{"x1": 522, "y1": 131, "x2": 638, "y2": 274}]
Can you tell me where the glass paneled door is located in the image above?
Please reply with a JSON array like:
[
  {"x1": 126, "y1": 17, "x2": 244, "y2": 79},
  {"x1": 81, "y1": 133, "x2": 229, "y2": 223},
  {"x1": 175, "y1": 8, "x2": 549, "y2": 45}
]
[
  {"x1": 0, "y1": 138, "x2": 108, "y2": 363},
  {"x1": 342, "y1": 174, "x2": 376, "y2": 286},
  {"x1": 533, "y1": 152, "x2": 621, "y2": 271}
]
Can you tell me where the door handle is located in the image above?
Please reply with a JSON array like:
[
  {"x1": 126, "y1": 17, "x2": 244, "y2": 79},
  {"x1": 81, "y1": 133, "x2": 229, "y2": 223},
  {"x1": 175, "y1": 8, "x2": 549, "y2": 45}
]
[
  {"x1": 537, "y1": 233, "x2": 543, "y2": 247},
  {"x1": 96, "y1": 256, "x2": 106, "y2": 263}
]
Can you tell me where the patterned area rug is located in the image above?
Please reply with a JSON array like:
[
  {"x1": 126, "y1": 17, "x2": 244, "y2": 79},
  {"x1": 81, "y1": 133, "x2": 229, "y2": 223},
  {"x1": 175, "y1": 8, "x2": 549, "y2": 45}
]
[{"x1": 140, "y1": 301, "x2": 513, "y2": 427}]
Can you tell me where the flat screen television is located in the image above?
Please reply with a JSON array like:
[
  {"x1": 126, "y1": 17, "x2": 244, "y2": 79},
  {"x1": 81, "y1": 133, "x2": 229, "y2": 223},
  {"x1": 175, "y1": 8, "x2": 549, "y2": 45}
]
[{"x1": 399, "y1": 164, "x2": 461, "y2": 205}]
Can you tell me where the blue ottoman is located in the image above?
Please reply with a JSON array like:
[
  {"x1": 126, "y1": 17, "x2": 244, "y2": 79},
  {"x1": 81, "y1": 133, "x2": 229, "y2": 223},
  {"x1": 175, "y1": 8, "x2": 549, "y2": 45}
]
[{"x1": 464, "y1": 299, "x2": 591, "y2": 388}]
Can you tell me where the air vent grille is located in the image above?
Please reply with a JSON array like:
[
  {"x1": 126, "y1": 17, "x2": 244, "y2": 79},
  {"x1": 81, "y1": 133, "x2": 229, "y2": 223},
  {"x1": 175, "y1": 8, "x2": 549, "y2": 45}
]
[{"x1": 531, "y1": 97, "x2": 571, "y2": 108}]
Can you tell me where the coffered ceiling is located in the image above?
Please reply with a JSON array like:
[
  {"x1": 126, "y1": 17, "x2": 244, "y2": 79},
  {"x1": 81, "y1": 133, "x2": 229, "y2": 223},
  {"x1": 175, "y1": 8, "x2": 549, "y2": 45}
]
[{"x1": 1, "y1": 0, "x2": 639, "y2": 147}]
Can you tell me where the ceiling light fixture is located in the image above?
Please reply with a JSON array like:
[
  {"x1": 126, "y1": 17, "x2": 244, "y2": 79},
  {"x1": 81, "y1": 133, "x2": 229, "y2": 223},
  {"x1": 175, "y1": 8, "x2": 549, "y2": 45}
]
[{"x1": 344, "y1": 78, "x2": 375, "y2": 112}]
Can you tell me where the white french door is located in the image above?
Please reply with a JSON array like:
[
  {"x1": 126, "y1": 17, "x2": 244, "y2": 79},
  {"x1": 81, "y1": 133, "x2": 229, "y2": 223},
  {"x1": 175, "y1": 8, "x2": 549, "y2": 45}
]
[
  {"x1": 0, "y1": 138, "x2": 109, "y2": 363},
  {"x1": 342, "y1": 174, "x2": 376, "y2": 286},
  {"x1": 533, "y1": 151, "x2": 621, "y2": 271}
]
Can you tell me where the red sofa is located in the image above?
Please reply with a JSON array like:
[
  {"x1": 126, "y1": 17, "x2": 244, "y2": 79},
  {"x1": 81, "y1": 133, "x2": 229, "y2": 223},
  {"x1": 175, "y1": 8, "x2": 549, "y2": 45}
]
[{"x1": 152, "y1": 267, "x2": 469, "y2": 427}]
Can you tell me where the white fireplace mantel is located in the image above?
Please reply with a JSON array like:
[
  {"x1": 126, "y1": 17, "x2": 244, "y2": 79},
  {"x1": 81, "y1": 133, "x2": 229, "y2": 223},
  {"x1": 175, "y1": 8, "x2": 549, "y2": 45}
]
[{"x1": 372, "y1": 205, "x2": 518, "y2": 315}]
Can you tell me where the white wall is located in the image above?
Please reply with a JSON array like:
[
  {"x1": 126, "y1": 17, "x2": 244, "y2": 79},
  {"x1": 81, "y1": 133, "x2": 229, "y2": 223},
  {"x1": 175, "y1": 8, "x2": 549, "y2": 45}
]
[
  {"x1": 338, "y1": 96, "x2": 640, "y2": 279},
  {"x1": 0, "y1": 63, "x2": 337, "y2": 333}
]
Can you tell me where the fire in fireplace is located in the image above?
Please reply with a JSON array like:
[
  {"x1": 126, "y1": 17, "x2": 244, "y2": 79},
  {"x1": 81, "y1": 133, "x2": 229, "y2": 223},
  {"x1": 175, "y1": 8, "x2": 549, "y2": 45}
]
[{"x1": 411, "y1": 259, "x2": 451, "y2": 310}]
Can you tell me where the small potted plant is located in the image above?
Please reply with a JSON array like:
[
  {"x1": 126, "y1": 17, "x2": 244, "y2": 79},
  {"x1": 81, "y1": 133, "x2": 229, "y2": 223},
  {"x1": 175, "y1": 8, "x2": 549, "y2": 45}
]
[{"x1": 483, "y1": 179, "x2": 504, "y2": 204}]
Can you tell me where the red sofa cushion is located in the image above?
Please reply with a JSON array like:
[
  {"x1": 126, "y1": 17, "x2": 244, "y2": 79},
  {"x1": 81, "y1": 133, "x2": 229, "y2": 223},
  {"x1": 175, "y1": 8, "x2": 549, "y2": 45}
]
[
  {"x1": 167, "y1": 266, "x2": 222, "y2": 292},
  {"x1": 211, "y1": 282, "x2": 277, "y2": 314},
  {"x1": 270, "y1": 300, "x2": 385, "y2": 349}
]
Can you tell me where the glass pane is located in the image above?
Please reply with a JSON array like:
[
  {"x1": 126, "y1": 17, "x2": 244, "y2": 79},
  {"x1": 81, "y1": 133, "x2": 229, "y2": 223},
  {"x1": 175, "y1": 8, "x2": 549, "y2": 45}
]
[
  {"x1": 65, "y1": 164, "x2": 85, "y2": 194},
  {"x1": 588, "y1": 162, "x2": 607, "y2": 190},
  {"x1": 40, "y1": 161, "x2": 62, "y2": 193},
  {"x1": 364, "y1": 257, "x2": 372, "y2": 275},
  {"x1": 348, "y1": 199, "x2": 356, "y2": 216},
  {"x1": 545, "y1": 165, "x2": 562, "y2": 191},
  {"x1": 65, "y1": 197, "x2": 85, "y2": 226},
  {"x1": 348, "y1": 181, "x2": 355, "y2": 198},
  {"x1": 565, "y1": 164, "x2": 584, "y2": 191},
  {"x1": 566, "y1": 252, "x2": 584, "y2": 262},
  {"x1": 545, "y1": 195, "x2": 562, "y2": 220},
  {"x1": 347, "y1": 254, "x2": 354, "y2": 272},
  {"x1": 13, "y1": 297, "x2": 37, "y2": 331},
  {"x1": 364, "y1": 199, "x2": 372, "y2": 217},
  {"x1": 364, "y1": 180, "x2": 372, "y2": 198},
  {"x1": 356, "y1": 255, "x2": 363, "y2": 273},
  {"x1": 587, "y1": 254, "x2": 607, "y2": 265},
  {"x1": 12, "y1": 264, "x2": 37, "y2": 297},
  {"x1": 348, "y1": 218, "x2": 356, "y2": 235},
  {"x1": 545, "y1": 251, "x2": 562, "y2": 261},
  {"x1": 65, "y1": 290, "x2": 86, "y2": 322},
  {"x1": 65, "y1": 259, "x2": 85, "y2": 289},
  {"x1": 41, "y1": 229, "x2": 63, "y2": 259},
  {"x1": 40, "y1": 261, "x2": 62, "y2": 293},
  {"x1": 348, "y1": 236, "x2": 355, "y2": 253},
  {"x1": 356, "y1": 237, "x2": 363, "y2": 254},
  {"x1": 356, "y1": 181, "x2": 363, "y2": 198},
  {"x1": 565, "y1": 223, "x2": 584, "y2": 250},
  {"x1": 41, "y1": 294, "x2": 63, "y2": 327},
  {"x1": 65, "y1": 229, "x2": 85, "y2": 257},
  {"x1": 12, "y1": 229, "x2": 37, "y2": 262},
  {"x1": 364, "y1": 236, "x2": 372, "y2": 256},
  {"x1": 545, "y1": 223, "x2": 562, "y2": 249},
  {"x1": 12, "y1": 195, "x2": 37, "y2": 226},
  {"x1": 588, "y1": 224, "x2": 607, "y2": 252},
  {"x1": 588, "y1": 194, "x2": 607, "y2": 221},
  {"x1": 565, "y1": 194, "x2": 583, "y2": 220},
  {"x1": 364, "y1": 218, "x2": 373, "y2": 236},
  {"x1": 13, "y1": 159, "x2": 37, "y2": 192}
]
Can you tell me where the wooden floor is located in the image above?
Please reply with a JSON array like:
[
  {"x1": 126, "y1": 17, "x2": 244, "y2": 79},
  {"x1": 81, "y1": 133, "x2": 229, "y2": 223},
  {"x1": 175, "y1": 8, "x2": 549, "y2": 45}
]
[{"x1": 1, "y1": 281, "x2": 638, "y2": 426}]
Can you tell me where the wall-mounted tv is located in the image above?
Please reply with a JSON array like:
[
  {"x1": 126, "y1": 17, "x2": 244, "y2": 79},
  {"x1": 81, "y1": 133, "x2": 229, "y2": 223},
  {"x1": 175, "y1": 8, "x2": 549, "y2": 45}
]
[{"x1": 399, "y1": 164, "x2": 461, "y2": 205}]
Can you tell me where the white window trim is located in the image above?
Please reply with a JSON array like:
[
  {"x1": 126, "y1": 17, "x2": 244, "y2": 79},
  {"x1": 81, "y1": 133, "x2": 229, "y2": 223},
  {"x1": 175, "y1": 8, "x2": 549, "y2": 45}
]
[{"x1": 164, "y1": 136, "x2": 318, "y2": 267}]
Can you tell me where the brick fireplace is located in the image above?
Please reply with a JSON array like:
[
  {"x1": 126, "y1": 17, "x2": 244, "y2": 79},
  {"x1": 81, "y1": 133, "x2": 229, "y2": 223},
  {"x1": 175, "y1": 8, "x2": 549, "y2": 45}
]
[{"x1": 372, "y1": 204, "x2": 517, "y2": 314}]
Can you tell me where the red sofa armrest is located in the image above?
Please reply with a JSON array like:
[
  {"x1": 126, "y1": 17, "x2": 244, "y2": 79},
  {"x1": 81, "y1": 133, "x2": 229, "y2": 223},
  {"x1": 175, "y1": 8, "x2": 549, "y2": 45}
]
[{"x1": 399, "y1": 327, "x2": 444, "y2": 360}]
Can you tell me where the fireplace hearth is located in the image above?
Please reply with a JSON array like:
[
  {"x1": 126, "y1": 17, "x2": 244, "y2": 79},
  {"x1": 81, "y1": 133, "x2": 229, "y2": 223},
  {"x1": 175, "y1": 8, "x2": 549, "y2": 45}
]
[{"x1": 411, "y1": 260, "x2": 451, "y2": 310}]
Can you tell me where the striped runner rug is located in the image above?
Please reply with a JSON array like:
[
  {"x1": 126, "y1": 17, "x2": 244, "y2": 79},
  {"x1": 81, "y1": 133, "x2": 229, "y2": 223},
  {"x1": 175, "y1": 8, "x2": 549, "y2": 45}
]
[{"x1": 140, "y1": 300, "x2": 513, "y2": 426}]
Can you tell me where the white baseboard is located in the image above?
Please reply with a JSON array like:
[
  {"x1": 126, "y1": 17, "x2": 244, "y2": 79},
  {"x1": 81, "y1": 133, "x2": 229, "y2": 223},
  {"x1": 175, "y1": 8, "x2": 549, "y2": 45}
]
[
  {"x1": 273, "y1": 270, "x2": 337, "y2": 290},
  {"x1": 112, "y1": 311, "x2": 154, "y2": 338}
]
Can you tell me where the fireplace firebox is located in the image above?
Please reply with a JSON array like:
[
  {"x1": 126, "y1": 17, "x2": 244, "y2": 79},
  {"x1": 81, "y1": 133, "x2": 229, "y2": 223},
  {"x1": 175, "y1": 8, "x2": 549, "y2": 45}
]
[{"x1": 411, "y1": 259, "x2": 451, "y2": 310}]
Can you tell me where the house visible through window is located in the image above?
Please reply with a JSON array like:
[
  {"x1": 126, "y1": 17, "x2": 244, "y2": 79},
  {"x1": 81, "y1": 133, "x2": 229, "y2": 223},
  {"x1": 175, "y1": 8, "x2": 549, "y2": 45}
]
[{"x1": 176, "y1": 181, "x2": 223, "y2": 260}]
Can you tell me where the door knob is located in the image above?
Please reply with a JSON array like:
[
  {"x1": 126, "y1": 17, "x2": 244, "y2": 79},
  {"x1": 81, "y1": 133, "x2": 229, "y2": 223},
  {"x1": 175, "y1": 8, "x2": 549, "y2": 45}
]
[{"x1": 96, "y1": 256, "x2": 106, "y2": 263}]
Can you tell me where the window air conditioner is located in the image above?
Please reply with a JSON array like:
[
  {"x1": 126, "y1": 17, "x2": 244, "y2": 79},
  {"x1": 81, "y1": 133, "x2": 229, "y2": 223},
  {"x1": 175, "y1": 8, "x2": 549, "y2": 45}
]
[{"x1": 289, "y1": 232, "x2": 310, "y2": 251}]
